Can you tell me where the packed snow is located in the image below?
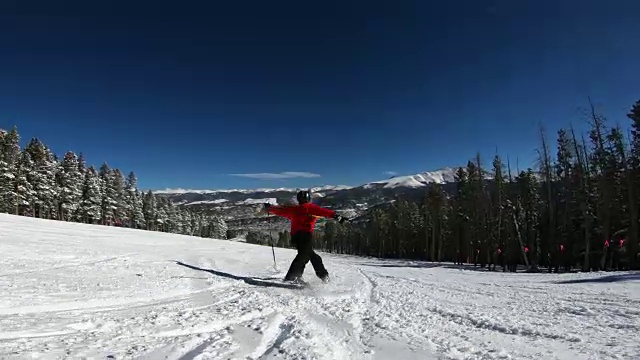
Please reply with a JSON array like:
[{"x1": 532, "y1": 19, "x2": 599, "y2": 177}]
[{"x1": 1, "y1": 214, "x2": 639, "y2": 359}]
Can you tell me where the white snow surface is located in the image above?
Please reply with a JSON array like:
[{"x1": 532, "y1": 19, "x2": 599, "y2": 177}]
[
  {"x1": 185, "y1": 199, "x2": 229, "y2": 206},
  {"x1": 238, "y1": 198, "x2": 278, "y2": 205},
  {"x1": 1, "y1": 214, "x2": 639, "y2": 360}
]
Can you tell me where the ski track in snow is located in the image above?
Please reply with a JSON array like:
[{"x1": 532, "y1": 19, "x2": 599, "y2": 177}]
[{"x1": 1, "y1": 214, "x2": 639, "y2": 359}]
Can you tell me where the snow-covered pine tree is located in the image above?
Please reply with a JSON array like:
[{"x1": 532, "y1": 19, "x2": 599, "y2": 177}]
[
  {"x1": 79, "y1": 166, "x2": 103, "y2": 223},
  {"x1": 98, "y1": 163, "x2": 117, "y2": 224},
  {"x1": 169, "y1": 203, "x2": 183, "y2": 234},
  {"x1": 77, "y1": 153, "x2": 87, "y2": 174},
  {"x1": 76, "y1": 153, "x2": 87, "y2": 218},
  {"x1": 58, "y1": 151, "x2": 83, "y2": 221},
  {"x1": 191, "y1": 213, "x2": 202, "y2": 237},
  {"x1": 49, "y1": 156, "x2": 64, "y2": 220},
  {"x1": 124, "y1": 171, "x2": 136, "y2": 226},
  {"x1": 181, "y1": 209, "x2": 193, "y2": 235},
  {"x1": 164, "y1": 199, "x2": 179, "y2": 233},
  {"x1": 109, "y1": 169, "x2": 127, "y2": 225},
  {"x1": 0, "y1": 127, "x2": 21, "y2": 214},
  {"x1": 15, "y1": 151, "x2": 36, "y2": 216},
  {"x1": 142, "y1": 190, "x2": 157, "y2": 230},
  {"x1": 131, "y1": 190, "x2": 145, "y2": 229},
  {"x1": 155, "y1": 197, "x2": 170, "y2": 232},
  {"x1": 123, "y1": 172, "x2": 145, "y2": 228},
  {"x1": 24, "y1": 139, "x2": 59, "y2": 219},
  {"x1": 172, "y1": 208, "x2": 184, "y2": 234},
  {"x1": 209, "y1": 215, "x2": 228, "y2": 239}
]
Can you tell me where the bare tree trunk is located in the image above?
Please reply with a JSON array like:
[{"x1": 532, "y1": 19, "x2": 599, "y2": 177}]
[
  {"x1": 539, "y1": 125, "x2": 556, "y2": 268},
  {"x1": 512, "y1": 208, "x2": 530, "y2": 268},
  {"x1": 437, "y1": 216, "x2": 444, "y2": 262},
  {"x1": 569, "y1": 126, "x2": 591, "y2": 270}
]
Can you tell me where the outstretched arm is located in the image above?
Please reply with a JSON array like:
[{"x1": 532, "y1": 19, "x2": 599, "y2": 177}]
[
  {"x1": 307, "y1": 203, "x2": 336, "y2": 218},
  {"x1": 264, "y1": 204, "x2": 293, "y2": 218}
]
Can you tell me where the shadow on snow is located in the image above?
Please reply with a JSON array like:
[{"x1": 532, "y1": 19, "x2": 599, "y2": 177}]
[
  {"x1": 555, "y1": 273, "x2": 640, "y2": 284},
  {"x1": 175, "y1": 261, "x2": 303, "y2": 290}
]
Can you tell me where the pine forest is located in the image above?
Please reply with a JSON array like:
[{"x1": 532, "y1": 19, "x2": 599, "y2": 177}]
[{"x1": 0, "y1": 132, "x2": 228, "y2": 240}]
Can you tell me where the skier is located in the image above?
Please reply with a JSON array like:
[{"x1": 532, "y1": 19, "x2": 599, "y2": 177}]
[{"x1": 263, "y1": 190, "x2": 347, "y2": 283}]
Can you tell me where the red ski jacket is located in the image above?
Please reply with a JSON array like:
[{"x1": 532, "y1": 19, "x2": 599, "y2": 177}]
[{"x1": 266, "y1": 202, "x2": 336, "y2": 234}]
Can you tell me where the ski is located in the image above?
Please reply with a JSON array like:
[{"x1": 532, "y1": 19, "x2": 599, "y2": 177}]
[{"x1": 244, "y1": 276, "x2": 309, "y2": 289}]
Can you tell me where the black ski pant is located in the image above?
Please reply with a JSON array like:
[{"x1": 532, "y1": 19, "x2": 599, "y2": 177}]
[{"x1": 284, "y1": 231, "x2": 328, "y2": 280}]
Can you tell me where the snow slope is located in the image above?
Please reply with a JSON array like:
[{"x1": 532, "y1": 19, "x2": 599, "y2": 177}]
[{"x1": 1, "y1": 214, "x2": 639, "y2": 359}]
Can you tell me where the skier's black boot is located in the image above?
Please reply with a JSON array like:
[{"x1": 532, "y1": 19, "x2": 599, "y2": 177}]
[
  {"x1": 283, "y1": 276, "x2": 307, "y2": 286},
  {"x1": 284, "y1": 275, "x2": 301, "y2": 282}
]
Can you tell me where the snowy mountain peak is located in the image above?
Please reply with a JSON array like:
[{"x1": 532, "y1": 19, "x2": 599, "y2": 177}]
[{"x1": 365, "y1": 167, "x2": 459, "y2": 189}]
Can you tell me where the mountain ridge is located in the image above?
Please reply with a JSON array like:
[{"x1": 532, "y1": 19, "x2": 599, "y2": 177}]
[
  {"x1": 153, "y1": 167, "x2": 462, "y2": 195},
  {"x1": 153, "y1": 166, "x2": 487, "y2": 233}
]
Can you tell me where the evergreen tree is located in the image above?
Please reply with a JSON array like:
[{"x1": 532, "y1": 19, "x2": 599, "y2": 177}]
[
  {"x1": 98, "y1": 163, "x2": 117, "y2": 224},
  {"x1": 79, "y1": 166, "x2": 103, "y2": 223},
  {"x1": 425, "y1": 184, "x2": 446, "y2": 261},
  {"x1": 14, "y1": 151, "x2": 36, "y2": 216},
  {"x1": 58, "y1": 151, "x2": 83, "y2": 221},
  {"x1": 24, "y1": 138, "x2": 58, "y2": 219},
  {"x1": 143, "y1": 190, "x2": 157, "y2": 230},
  {"x1": 0, "y1": 127, "x2": 21, "y2": 214},
  {"x1": 489, "y1": 155, "x2": 507, "y2": 270},
  {"x1": 110, "y1": 169, "x2": 127, "y2": 225},
  {"x1": 124, "y1": 172, "x2": 145, "y2": 228},
  {"x1": 625, "y1": 100, "x2": 640, "y2": 268},
  {"x1": 555, "y1": 129, "x2": 575, "y2": 271},
  {"x1": 208, "y1": 215, "x2": 228, "y2": 239}
]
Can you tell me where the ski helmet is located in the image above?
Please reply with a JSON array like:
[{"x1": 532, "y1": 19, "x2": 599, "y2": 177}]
[{"x1": 296, "y1": 190, "x2": 311, "y2": 204}]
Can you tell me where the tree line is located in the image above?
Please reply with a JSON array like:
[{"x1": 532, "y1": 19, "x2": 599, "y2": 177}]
[
  {"x1": 0, "y1": 130, "x2": 227, "y2": 239},
  {"x1": 271, "y1": 99, "x2": 640, "y2": 272}
]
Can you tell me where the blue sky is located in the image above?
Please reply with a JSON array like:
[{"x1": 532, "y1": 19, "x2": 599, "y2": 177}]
[{"x1": 1, "y1": 0, "x2": 639, "y2": 190}]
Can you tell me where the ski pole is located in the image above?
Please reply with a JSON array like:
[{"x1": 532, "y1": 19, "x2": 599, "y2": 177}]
[{"x1": 269, "y1": 213, "x2": 277, "y2": 270}]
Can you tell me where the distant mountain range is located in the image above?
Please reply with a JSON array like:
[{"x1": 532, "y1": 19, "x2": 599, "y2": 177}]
[
  {"x1": 155, "y1": 167, "x2": 460, "y2": 198},
  {"x1": 153, "y1": 167, "x2": 468, "y2": 233}
]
